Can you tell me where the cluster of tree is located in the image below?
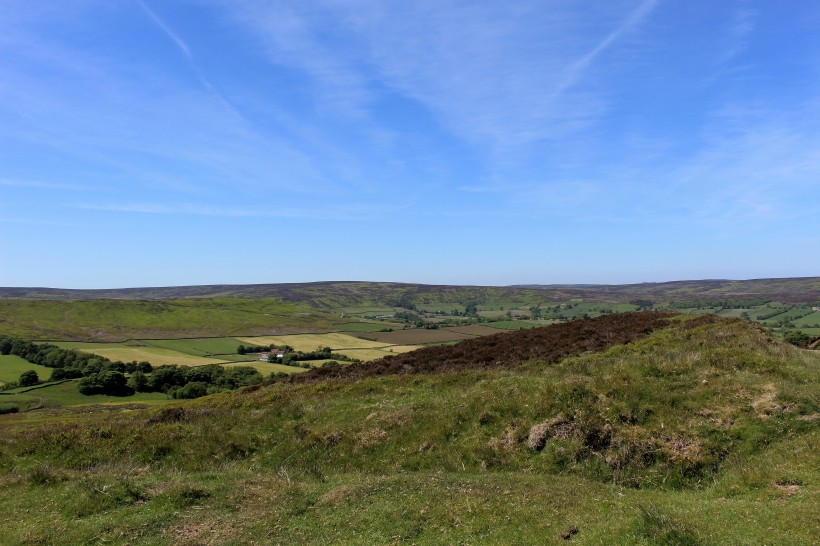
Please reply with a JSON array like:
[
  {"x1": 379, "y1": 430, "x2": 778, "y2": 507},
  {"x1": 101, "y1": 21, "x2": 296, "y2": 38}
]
[
  {"x1": 236, "y1": 343, "x2": 286, "y2": 355},
  {"x1": 394, "y1": 310, "x2": 422, "y2": 323},
  {"x1": 129, "y1": 364, "x2": 262, "y2": 399},
  {"x1": 0, "y1": 335, "x2": 153, "y2": 382},
  {"x1": 390, "y1": 297, "x2": 417, "y2": 311},
  {"x1": 782, "y1": 330, "x2": 815, "y2": 348},
  {"x1": 1, "y1": 335, "x2": 262, "y2": 399},
  {"x1": 279, "y1": 347, "x2": 357, "y2": 366},
  {"x1": 629, "y1": 300, "x2": 654, "y2": 310},
  {"x1": 463, "y1": 302, "x2": 479, "y2": 317},
  {"x1": 77, "y1": 370, "x2": 134, "y2": 396}
]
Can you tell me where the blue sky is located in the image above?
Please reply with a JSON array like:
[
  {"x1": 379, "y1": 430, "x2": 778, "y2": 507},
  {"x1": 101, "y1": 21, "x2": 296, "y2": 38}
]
[{"x1": 1, "y1": 0, "x2": 818, "y2": 288}]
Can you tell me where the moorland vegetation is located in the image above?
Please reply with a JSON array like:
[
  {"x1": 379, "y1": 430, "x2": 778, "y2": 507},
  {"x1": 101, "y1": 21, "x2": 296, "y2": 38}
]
[{"x1": 0, "y1": 312, "x2": 817, "y2": 544}]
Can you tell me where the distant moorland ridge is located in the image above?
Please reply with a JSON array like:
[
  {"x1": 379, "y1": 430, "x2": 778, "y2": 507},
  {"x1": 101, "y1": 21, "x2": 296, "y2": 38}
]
[{"x1": 1, "y1": 277, "x2": 819, "y2": 304}]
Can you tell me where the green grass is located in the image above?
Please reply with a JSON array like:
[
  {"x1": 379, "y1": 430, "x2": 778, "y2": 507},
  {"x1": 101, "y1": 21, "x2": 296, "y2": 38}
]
[
  {"x1": 50, "y1": 343, "x2": 230, "y2": 367},
  {"x1": 222, "y1": 361, "x2": 308, "y2": 376},
  {"x1": 0, "y1": 380, "x2": 171, "y2": 410},
  {"x1": 0, "y1": 354, "x2": 54, "y2": 385},
  {"x1": 416, "y1": 303, "x2": 467, "y2": 313},
  {"x1": 140, "y1": 337, "x2": 248, "y2": 356},
  {"x1": 0, "y1": 298, "x2": 337, "y2": 341},
  {"x1": 0, "y1": 317, "x2": 817, "y2": 544},
  {"x1": 333, "y1": 322, "x2": 394, "y2": 333},
  {"x1": 484, "y1": 320, "x2": 557, "y2": 330},
  {"x1": 237, "y1": 333, "x2": 394, "y2": 351},
  {"x1": 757, "y1": 306, "x2": 815, "y2": 325},
  {"x1": 336, "y1": 306, "x2": 398, "y2": 317},
  {"x1": 793, "y1": 311, "x2": 820, "y2": 327},
  {"x1": 716, "y1": 308, "x2": 753, "y2": 318}
]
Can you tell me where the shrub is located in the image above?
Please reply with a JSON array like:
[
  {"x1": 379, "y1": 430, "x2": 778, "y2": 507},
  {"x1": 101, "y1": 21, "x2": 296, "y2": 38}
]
[
  {"x1": 19, "y1": 370, "x2": 39, "y2": 387},
  {"x1": 0, "y1": 403, "x2": 19, "y2": 414},
  {"x1": 172, "y1": 381, "x2": 209, "y2": 399}
]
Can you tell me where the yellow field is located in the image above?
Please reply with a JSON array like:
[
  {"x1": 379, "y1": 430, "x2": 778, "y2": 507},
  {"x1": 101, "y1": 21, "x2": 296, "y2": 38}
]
[
  {"x1": 380, "y1": 345, "x2": 420, "y2": 354},
  {"x1": 238, "y1": 333, "x2": 393, "y2": 351},
  {"x1": 74, "y1": 346, "x2": 228, "y2": 367},
  {"x1": 222, "y1": 361, "x2": 307, "y2": 375},
  {"x1": 335, "y1": 348, "x2": 403, "y2": 362}
]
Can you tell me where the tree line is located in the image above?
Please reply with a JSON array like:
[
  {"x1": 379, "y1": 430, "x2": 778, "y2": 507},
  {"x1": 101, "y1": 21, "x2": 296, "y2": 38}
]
[
  {"x1": 118, "y1": 364, "x2": 261, "y2": 399},
  {"x1": 0, "y1": 335, "x2": 261, "y2": 399}
]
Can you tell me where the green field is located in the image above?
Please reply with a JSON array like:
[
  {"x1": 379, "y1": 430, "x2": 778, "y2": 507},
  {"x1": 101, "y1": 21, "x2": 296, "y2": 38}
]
[
  {"x1": 331, "y1": 347, "x2": 406, "y2": 361},
  {"x1": 716, "y1": 308, "x2": 754, "y2": 317},
  {"x1": 222, "y1": 361, "x2": 308, "y2": 376},
  {"x1": 0, "y1": 354, "x2": 54, "y2": 385},
  {"x1": 416, "y1": 303, "x2": 466, "y2": 313},
  {"x1": 484, "y1": 320, "x2": 557, "y2": 330},
  {"x1": 0, "y1": 298, "x2": 337, "y2": 341},
  {"x1": 139, "y1": 337, "x2": 249, "y2": 356},
  {"x1": 51, "y1": 342, "x2": 230, "y2": 367},
  {"x1": 336, "y1": 306, "x2": 399, "y2": 317},
  {"x1": 794, "y1": 311, "x2": 820, "y2": 327},
  {"x1": 333, "y1": 322, "x2": 394, "y2": 333},
  {"x1": 758, "y1": 306, "x2": 814, "y2": 323},
  {"x1": 0, "y1": 380, "x2": 172, "y2": 410},
  {"x1": 238, "y1": 332, "x2": 394, "y2": 351}
]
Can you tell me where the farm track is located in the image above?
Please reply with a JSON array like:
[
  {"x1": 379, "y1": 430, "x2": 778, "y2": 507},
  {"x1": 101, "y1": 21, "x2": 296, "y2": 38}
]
[{"x1": 293, "y1": 311, "x2": 676, "y2": 383}]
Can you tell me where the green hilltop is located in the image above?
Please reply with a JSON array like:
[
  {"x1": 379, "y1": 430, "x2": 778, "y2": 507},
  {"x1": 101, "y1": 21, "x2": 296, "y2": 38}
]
[{"x1": 1, "y1": 314, "x2": 817, "y2": 544}]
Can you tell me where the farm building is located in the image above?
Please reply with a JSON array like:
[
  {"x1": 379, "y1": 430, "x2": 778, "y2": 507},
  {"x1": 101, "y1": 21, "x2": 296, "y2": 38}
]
[{"x1": 258, "y1": 350, "x2": 285, "y2": 361}]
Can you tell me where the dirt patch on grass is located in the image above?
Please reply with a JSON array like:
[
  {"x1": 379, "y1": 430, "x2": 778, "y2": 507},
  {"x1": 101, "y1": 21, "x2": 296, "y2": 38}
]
[
  {"x1": 527, "y1": 415, "x2": 573, "y2": 451},
  {"x1": 751, "y1": 383, "x2": 780, "y2": 418},
  {"x1": 293, "y1": 312, "x2": 675, "y2": 383},
  {"x1": 318, "y1": 485, "x2": 355, "y2": 506},
  {"x1": 773, "y1": 480, "x2": 803, "y2": 496}
]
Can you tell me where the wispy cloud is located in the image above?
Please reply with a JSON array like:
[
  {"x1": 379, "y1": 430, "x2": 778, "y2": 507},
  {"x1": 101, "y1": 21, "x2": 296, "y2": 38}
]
[
  {"x1": 550, "y1": 0, "x2": 659, "y2": 101},
  {"x1": 134, "y1": 0, "x2": 191, "y2": 58},
  {"x1": 221, "y1": 0, "x2": 659, "y2": 157},
  {"x1": 700, "y1": 2, "x2": 757, "y2": 85},
  {"x1": 134, "y1": 0, "x2": 244, "y2": 117},
  {"x1": 71, "y1": 200, "x2": 401, "y2": 221},
  {"x1": 0, "y1": 178, "x2": 91, "y2": 191},
  {"x1": 720, "y1": 3, "x2": 758, "y2": 65}
]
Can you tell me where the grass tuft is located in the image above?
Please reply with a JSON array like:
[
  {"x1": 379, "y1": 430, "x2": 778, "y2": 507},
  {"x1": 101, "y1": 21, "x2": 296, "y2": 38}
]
[{"x1": 635, "y1": 504, "x2": 703, "y2": 545}]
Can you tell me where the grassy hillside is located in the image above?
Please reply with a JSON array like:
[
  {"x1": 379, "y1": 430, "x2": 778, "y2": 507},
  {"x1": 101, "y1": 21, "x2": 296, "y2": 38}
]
[
  {"x1": 0, "y1": 315, "x2": 817, "y2": 544},
  {"x1": 0, "y1": 298, "x2": 337, "y2": 341}
]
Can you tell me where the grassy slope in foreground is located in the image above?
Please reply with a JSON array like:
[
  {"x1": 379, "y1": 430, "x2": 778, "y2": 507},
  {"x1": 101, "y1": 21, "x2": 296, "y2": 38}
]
[
  {"x1": 0, "y1": 298, "x2": 337, "y2": 341},
  {"x1": 0, "y1": 315, "x2": 818, "y2": 544}
]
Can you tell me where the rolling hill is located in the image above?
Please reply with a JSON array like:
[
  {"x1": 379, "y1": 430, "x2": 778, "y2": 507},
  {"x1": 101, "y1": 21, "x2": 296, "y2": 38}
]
[
  {"x1": 1, "y1": 313, "x2": 817, "y2": 544},
  {"x1": 2, "y1": 276, "x2": 819, "y2": 305}
]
